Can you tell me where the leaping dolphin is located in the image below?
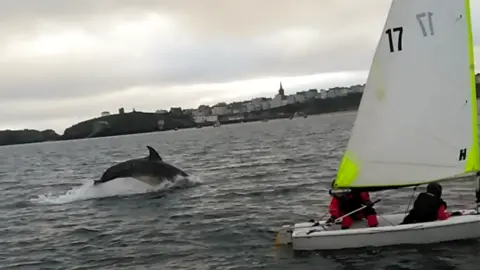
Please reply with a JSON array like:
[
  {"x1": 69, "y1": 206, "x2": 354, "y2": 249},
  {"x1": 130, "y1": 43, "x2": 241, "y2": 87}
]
[{"x1": 93, "y1": 145, "x2": 189, "y2": 186}]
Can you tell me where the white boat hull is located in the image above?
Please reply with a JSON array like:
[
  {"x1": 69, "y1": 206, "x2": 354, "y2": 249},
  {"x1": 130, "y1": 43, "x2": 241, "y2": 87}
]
[{"x1": 275, "y1": 209, "x2": 480, "y2": 251}]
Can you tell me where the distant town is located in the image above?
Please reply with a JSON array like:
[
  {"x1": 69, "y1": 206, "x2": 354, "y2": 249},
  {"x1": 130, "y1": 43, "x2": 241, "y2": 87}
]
[
  {"x1": 100, "y1": 82, "x2": 366, "y2": 126},
  {"x1": 100, "y1": 72, "x2": 480, "y2": 126}
]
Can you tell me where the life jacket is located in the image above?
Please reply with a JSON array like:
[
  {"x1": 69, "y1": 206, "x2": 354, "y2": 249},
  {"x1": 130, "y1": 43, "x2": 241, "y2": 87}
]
[
  {"x1": 338, "y1": 192, "x2": 365, "y2": 213},
  {"x1": 403, "y1": 192, "x2": 446, "y2": 224}
]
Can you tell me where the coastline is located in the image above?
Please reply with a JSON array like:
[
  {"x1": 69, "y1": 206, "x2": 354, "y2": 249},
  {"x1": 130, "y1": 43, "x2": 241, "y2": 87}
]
[
  {"x1": 0, "y1": 93, "x2": 363, "y2": 147},
  {"x1": 4, "y1": 82, "x2": 480, "y2": 148}
]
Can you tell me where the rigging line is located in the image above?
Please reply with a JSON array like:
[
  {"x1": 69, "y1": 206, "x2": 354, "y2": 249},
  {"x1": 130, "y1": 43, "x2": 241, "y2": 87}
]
[
  {"x1": 403, "y1": 185, "x2": 418, "y2": 220},
  {"x1": 309, "y1": 209, "x2": 330, "y2": 224}
]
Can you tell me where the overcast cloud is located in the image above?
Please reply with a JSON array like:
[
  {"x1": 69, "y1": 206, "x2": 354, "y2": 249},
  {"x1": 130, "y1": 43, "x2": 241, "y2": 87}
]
[{"x1": 0, "y1": 0, "x2": 479, "y2": 133}]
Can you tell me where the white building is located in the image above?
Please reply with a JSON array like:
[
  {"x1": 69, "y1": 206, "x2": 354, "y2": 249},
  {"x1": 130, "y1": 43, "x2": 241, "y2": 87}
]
[
  {"x1": 232, "y1": 107, "x2": 244, "y2": 114},
  {"x1": 193, "y1": 115, "x2": 218, "y2": 124},
  {"x1": 350, "y1": 85, "x2": 365, "y2": 93},
  {"x1": 192, "y1": 106, "x2": 211, "y2": 116},
  {"x1": 246, "y1": 103, "x2": 255, "y2": 112},
  {"x1": 295, "y1": 93, "x2": 307, "y2": 103},
  {"x1": 270, "y1": 93, "x2": 285, "y2": 108},
  {"x1": 286, "y1": 95, "x2": 296, "y2": 104},
  {"x1": 326, "y1": 89, "x2": 337, "y2": 98},
  {"x1": 261, "y1": 100, "x2": 271, "y2": 110},
  {"x1": 337, "y1": 88, "x2": 349, "y2": 96},
  {"x1": 211, "y1": 105, "x2": 229, "y2": 115},
  {"x1": 251, "y1": 98, "x2": 263, "y2": 110},
  {"x1": 305, "y1": 89, "x2": 318, "y2": 99},
  {"x1": 319, "y1": 90, "x2": 328, "y2": 99}
]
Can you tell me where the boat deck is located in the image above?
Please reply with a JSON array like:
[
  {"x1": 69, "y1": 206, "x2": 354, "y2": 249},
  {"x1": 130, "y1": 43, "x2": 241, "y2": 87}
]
[{"x1": 292, "y1": 209, "x2": 479, "y2": 238}]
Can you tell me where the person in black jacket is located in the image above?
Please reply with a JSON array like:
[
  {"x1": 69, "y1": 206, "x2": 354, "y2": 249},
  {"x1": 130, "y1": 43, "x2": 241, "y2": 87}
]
[{"x1": 401, "y1": 182, "x2": 460, "y2": 225}]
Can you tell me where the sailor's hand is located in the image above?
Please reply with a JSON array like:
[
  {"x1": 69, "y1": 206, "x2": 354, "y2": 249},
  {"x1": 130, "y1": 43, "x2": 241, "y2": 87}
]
[
  {"x1": 450, "y1": 211, "x2": 462, "y2": 217},
  {"x1": 326, "y1": 216, "x2": 335, "y2": 224},
  {"x1": 442, "y1": 201, "x2": 448, "y2": 209},
  {"x1": 364, "y1": 200, "x2": 374, "y2": 207}
]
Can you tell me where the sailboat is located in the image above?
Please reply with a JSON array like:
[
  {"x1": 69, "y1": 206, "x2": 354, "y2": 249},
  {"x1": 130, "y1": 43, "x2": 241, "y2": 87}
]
[{"x1": 275, "y1": 0, "x2": 480, "y2": 251}]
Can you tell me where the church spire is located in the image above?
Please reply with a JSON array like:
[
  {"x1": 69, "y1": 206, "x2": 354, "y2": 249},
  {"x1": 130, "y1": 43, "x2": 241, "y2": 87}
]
[{"x1": 278, "y1": 81, "x2": 285, "y2": 96}]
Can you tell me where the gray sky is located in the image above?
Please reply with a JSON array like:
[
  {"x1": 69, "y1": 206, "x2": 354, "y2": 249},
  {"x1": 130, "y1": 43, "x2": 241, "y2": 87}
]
[{"x1": 1, "y1": 0, "x2": 479, "y2": 133}]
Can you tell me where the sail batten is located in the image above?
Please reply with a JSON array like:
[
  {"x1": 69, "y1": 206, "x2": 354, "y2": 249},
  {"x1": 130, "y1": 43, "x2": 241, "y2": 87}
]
[{"x1": 334, "y1": 0, "x2": 477, "y2": 190}]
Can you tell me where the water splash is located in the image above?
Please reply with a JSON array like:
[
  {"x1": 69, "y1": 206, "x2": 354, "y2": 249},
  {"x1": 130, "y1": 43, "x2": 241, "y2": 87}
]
[{"x1": 30, "y1": 175, "x2": 203, "y2": 205}]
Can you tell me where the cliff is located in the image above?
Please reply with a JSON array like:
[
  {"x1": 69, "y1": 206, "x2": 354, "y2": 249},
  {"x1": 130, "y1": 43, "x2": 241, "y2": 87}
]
[
  {"x1": 0, "y1": 129, "x2": 60, "y2": 146},
  {"x1": 61, "y1": 111, "x2": 195, "y2": 140}
]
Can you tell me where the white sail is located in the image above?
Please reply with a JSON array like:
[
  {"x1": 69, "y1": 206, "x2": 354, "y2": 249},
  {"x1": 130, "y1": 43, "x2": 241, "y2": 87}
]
[{"x1": 335, "y1": 0, "x2": 478, "y2": 189}]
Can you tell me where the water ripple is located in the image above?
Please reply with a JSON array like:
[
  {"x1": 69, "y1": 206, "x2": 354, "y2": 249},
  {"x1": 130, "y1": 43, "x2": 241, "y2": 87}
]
[{"x1": 1, "y1": 113, "x2": 479, "y2": 269}]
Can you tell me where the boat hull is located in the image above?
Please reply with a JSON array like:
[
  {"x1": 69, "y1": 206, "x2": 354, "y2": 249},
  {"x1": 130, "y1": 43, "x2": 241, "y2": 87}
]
[{"x1": 276, "y1": 209, "x2": 480, "y2": 251}]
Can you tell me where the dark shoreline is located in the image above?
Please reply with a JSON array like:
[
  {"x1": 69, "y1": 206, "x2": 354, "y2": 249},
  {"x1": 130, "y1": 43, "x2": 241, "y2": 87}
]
[
  {"x1": 3, "y1": 84, "x2": 480, "y2": 147},
  {"x1": 0, "y1": 93, "x2": 364, "y2": 147}
]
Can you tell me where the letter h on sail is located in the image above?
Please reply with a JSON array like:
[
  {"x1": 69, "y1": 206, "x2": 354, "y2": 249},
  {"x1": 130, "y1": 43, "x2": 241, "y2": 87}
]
[{"x1": 459, "y1": 148, "x2": 467, "y2": 161}]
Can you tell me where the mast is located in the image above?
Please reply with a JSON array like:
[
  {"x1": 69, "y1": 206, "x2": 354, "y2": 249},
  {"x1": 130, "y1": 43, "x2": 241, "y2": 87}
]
[
  {"x1": 464, "y1": 0, "x2": 480, "y2": 205},
  {"x1": 465, "y1": 0, "x2": 479, "y2": 174}
]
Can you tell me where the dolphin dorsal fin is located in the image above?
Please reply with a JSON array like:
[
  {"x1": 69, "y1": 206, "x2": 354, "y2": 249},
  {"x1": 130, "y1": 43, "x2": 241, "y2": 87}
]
[{"x1": 146, "y1": 145, "x2": 162, "y2": 161}]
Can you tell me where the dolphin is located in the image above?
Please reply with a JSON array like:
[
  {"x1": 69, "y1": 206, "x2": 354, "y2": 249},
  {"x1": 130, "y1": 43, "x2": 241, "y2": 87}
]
[{"x1": 93, "y1": 145, "x2": 189, "y2": 186}]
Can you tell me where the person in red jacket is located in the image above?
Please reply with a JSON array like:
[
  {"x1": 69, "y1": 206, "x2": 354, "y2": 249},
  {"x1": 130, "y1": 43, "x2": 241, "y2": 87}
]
[
  {"x1": 401, "y1": 182, "x2": 461, "y2": 224},
  {"x1": 328, "y1": 181, "x2": 379, "y2": 229}
]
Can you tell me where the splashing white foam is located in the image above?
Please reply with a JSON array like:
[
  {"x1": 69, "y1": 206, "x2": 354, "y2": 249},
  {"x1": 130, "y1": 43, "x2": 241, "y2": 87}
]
[{"x1": 30, "y1": 175, "x2": 203, "y2": 205}]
